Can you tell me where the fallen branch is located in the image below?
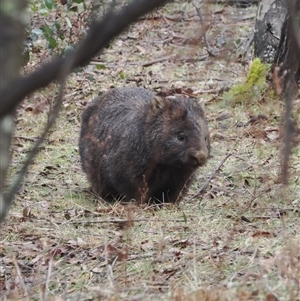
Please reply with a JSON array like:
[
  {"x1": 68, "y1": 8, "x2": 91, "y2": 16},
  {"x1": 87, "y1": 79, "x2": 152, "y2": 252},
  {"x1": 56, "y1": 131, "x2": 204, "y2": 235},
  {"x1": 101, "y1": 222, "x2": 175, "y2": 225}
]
[
  {"x1": 141, "y1": 55, "x2": 176, "y2": 67},
  {"x1": 142, "y1": 54, "x2": 208, "y2": 67},
  {"x1": 61, "y1": 218, "x2": 187, "y2": 225}
]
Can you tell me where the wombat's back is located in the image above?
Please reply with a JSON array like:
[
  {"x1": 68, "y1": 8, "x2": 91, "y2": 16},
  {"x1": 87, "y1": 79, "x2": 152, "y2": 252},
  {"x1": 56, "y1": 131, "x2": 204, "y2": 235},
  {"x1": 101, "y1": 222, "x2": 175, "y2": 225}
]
[
  {"x1": 79, "y1": 86, "x2": 209, "y2": 203},
  {"x1": 79, "y1": 87, "x2": 153, "y2": 169}
]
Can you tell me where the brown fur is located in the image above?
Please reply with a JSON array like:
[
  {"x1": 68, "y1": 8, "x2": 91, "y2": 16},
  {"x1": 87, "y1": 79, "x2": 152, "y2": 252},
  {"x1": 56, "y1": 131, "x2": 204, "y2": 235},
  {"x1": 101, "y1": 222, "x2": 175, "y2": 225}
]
[{"x1": 79, "y1": 87, "x2": 210, "y2": 204}]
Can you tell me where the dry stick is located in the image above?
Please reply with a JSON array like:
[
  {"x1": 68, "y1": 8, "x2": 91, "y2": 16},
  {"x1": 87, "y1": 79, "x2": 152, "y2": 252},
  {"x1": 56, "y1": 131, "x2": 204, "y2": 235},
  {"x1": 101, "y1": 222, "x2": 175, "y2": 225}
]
[
  {"x1": 191, "y1": 1, "x2": 215, "y2": 56},
  {"x1": 192, "y1": 87, "x2": 227, "y2": 94},
  {"x1": 45, "y1": 259, "x2": 53, "y2": 300},
  {"x1": 241, "y1": 194, "x2": 260, "y2": 215},
  {"x1": 141, "y1": 55, "x2": 176, "y2": 67},
  {"x1": 128, "y1": 253, "x2": 155, "y2": 261},
  {"x1": 174, "y1": 55, "x2": 208, "y2": 63},
  {"x1": 12, "y1": 136, "x2": 48, "y2": 142},
  {"x1": 62, "y1": 218, "x2": 186, "y2": 225},
  {"x1": 250, "y1": 206, "x2": 300, "y2": 211},
  {"x1": 190, "y1": 152, "x2": 233, "y2": 200},
  {"x1": 13, "y1": 257, "x2": 30, "y2": 301},
  {"x1": 92, "y1": 54, "x2": 208, "y2": 68},
  {"x1": 141, "y1": 54, "x2": 208, "y2": 67},
  {"x1": 241, "y1": 31, "x2": 254, "y2": 57}
]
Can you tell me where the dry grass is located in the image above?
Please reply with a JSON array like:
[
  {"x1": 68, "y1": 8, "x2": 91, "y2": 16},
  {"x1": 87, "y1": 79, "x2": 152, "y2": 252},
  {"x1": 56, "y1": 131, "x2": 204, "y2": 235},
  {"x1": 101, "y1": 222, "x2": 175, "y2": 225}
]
[{"x1": 1, "y1": 1, "x2": 300, "y2": 301}]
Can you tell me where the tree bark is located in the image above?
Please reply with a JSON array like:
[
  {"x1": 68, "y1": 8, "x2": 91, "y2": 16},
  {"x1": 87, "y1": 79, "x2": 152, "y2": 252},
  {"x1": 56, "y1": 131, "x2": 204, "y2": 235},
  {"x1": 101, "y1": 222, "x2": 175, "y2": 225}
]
[
  {"x1": 254, "y1": 0, "x2": 287, "y2": 63},
  {"x1": 254, "y1": 0, "x2": 300, "y2": 184},
  {"x1": 273, "y1": 1, "x2": 300, "y2": 97}
]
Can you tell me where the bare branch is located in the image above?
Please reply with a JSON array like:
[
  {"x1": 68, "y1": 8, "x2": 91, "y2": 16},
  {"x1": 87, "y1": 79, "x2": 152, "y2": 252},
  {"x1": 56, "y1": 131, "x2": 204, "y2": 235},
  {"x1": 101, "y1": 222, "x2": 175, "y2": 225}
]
[
  {"x1": 191, "y1": 1, "x2": 215, "y2": 56},
  {"x1": 0, "y1": 0, "x2": 169, "y2": 118},
  {"x1": 0, "y1": 51, "x2": 75, "y2": 222}
]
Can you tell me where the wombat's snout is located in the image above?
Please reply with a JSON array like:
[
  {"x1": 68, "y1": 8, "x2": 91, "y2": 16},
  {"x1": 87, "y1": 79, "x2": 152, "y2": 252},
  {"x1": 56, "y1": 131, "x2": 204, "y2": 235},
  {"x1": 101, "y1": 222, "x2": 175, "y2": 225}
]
[{"x1": 189, "y1": 149, "x2": 209, "y2": 166}]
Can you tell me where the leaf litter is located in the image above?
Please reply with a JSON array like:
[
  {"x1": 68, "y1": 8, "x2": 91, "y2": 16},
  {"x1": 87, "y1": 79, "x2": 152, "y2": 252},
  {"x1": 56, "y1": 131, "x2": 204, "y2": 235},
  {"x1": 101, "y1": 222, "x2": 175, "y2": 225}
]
[{"x1": 1, "y1": 1, "x2": 300, "y2": 301}]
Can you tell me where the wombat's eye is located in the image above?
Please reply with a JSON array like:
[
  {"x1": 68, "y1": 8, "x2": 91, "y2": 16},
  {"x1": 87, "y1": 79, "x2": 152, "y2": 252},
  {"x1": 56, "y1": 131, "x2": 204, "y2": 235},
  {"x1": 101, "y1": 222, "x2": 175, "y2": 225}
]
[{"x1": 177, "y1": 133, "x2": 186, "y2": 142}]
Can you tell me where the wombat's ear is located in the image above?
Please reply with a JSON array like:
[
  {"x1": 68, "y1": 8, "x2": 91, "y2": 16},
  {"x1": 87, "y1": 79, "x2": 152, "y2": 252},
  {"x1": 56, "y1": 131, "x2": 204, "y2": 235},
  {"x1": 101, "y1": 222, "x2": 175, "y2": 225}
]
[{"x1": 151, "y1": 96, "x2": 165, "y2": 112}]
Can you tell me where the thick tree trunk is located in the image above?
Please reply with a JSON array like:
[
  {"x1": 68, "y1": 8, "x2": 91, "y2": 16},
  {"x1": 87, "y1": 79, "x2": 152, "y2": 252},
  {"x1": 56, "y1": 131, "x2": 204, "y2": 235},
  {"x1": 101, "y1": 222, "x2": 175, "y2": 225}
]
[
  {"x1": 272, "y1": 1, "x2": 300, "y2": 183},
  {"x1": 254, "y1": 0, "x2": 300, "y2": 183},
  {"x1": 254, "y1": 0, "x2": 287, "y2": 63},
  {"x1": 0, "y1": 0, "x2": 28, "y2": 221},
  {"x1": 273, "y1": 4, "x2": 300, "y2": 97}
]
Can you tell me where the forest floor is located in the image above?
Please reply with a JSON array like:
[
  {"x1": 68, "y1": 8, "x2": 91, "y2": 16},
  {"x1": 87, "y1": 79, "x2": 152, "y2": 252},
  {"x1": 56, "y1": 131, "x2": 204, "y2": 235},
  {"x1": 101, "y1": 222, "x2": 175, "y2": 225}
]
[{"x1": 1, "y1": 1, "x2": 300, "y2": 301}]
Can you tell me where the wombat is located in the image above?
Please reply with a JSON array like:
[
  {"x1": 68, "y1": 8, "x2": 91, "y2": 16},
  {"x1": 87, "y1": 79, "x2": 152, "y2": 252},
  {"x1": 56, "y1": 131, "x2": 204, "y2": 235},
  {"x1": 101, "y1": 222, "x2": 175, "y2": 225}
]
[{"x1": 79, "y1": 87, "x2": 210, "y2": 204}]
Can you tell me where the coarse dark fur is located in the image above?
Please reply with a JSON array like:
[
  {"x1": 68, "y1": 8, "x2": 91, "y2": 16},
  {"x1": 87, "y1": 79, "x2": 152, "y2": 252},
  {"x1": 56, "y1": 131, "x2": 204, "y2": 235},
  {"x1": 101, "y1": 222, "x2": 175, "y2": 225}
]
[{"x1": 79, "y1": 87, "x2": 210, "y2": 204}]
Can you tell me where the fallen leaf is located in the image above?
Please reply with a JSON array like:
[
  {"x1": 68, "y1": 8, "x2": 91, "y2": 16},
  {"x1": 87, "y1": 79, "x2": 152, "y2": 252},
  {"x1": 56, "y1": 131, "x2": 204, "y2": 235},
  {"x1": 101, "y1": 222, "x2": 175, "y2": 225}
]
[
  {"x1": 265, "y1": 293, "x2": 279, "y2": 301},
  {"x1": 252, "y1": 231, "x2": 274, "y2": 238}
]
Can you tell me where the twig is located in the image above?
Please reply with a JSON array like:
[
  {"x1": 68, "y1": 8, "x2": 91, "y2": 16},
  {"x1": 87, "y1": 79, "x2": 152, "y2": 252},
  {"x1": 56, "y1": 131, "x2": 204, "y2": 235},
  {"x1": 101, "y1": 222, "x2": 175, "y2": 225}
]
[
  {"x1": 247, "y1": 206, "x2": 300, "y2": 212},
  {"x1": 61, "y1": 218, "x2": 186, "y2": 225},
  {"x1": 13, "y1": 257, "x2": 30, "y2": 301},
  {"x1": 45, "y1": 259, "x2": 53, "y2": 299},
  {"x1": 12, "y1": 136, "x2": 48, "y2": 142},
  {"x1": 128, "y1": 253, "x2": 155, "y2": 261},
  {"x1": 191, "y1": 1, "x2": 215, "y2": 56},
  {"x1": 190, "y1": 152, "x2": 233, "y2": 200},
  {"x1": 92, "y1": 54, "x2": 208, "y2": 68},
  {"x1": 193, "y1": 87, "x2": 227, "y2": 94},
  {"x1": 141, "y1": 55, "x2": 176, "y2": 67},
  {"x1": 241, "y1": 30, "x2": 254, "y2": 57},
  {"x1": 141, "y1": 54, "x2": 208, "y2": 67}
]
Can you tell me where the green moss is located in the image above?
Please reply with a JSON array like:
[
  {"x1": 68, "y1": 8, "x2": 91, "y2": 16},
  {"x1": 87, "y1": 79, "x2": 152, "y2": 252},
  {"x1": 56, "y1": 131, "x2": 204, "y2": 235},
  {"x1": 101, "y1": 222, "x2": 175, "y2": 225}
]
[{"x1": 223, "y1": 58, "x2": 271, "y2": 106}]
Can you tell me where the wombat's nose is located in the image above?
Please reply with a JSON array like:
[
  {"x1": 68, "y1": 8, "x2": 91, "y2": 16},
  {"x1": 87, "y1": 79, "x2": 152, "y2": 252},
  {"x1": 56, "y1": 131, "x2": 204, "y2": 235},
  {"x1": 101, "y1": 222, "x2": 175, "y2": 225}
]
[{"x1": 190, "y1": 149, "x2": 208, "y2": 166}]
